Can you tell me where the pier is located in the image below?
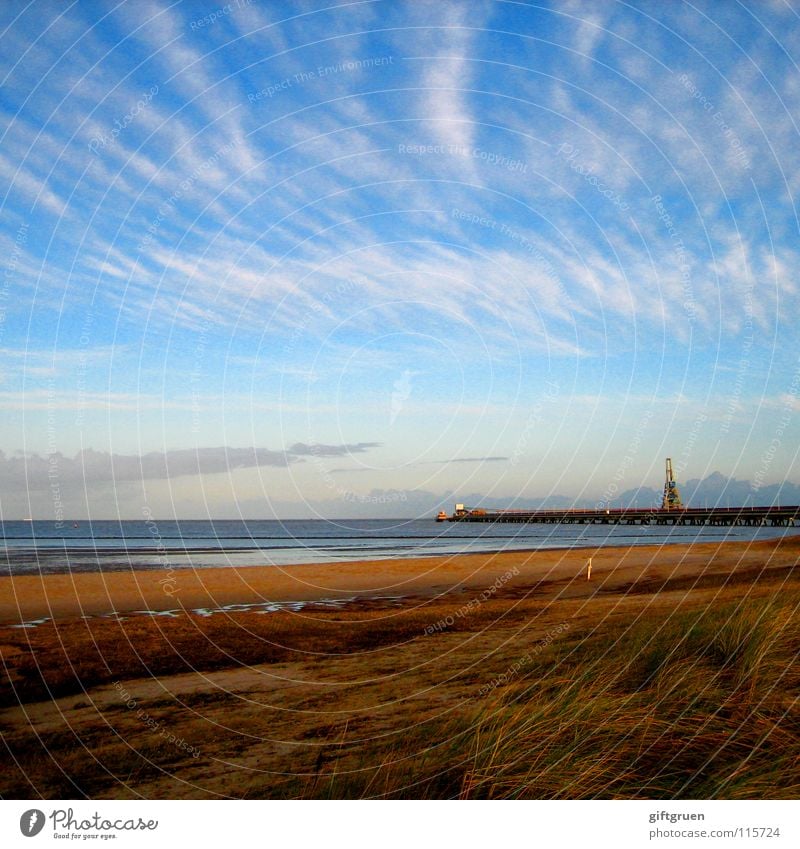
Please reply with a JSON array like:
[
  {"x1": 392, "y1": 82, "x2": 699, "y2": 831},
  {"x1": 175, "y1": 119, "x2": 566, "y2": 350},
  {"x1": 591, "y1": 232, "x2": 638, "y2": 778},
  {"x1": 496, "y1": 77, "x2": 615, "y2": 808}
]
[{"x1": 438, "y1": 506, "x2": 800, "y2": 527}]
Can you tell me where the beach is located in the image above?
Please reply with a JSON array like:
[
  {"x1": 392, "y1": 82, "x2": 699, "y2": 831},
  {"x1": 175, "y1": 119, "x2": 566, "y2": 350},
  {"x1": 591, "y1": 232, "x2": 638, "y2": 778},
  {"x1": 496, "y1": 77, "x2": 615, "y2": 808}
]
[
  {"x1": 2, "y1": 536, "x2": 797, "y2": 625},
  {"x1": 2, "y1": 536, "x2": 799, "y2": 799}
]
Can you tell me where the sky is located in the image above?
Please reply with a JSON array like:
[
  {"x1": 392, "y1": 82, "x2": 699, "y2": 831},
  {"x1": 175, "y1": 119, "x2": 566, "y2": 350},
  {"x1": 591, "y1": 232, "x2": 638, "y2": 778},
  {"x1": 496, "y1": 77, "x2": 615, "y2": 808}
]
[{"x1": 1, "y1": 0, "x2": 799, "y2": 520}]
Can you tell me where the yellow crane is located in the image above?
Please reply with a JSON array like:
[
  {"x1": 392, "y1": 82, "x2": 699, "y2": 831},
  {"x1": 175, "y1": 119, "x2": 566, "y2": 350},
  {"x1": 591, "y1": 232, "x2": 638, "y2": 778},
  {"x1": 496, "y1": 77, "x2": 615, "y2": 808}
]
[{"x1": 662, "y1": 457, "x2": 683, "y2": 510}]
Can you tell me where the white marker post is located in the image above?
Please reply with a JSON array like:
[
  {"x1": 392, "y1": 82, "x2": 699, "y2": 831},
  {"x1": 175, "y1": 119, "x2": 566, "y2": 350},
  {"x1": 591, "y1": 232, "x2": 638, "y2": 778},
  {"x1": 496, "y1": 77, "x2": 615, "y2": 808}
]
[{"x1": 587, "y1": 558, "x2": 592, "y2": 580}]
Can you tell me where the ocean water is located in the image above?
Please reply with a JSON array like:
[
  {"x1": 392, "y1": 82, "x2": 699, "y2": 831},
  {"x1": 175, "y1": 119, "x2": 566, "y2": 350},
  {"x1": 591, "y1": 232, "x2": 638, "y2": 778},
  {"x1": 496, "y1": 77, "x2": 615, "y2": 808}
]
[{"x1": 2, "y1": 518, "x2": 799, "y2": 575}]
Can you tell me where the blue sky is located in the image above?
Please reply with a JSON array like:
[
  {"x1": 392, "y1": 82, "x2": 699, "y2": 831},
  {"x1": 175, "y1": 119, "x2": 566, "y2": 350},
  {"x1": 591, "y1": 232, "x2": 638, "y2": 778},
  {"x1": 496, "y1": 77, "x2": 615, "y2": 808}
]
[{"x1": 1, "y1": 0, "x2": 799, "y2": 519}]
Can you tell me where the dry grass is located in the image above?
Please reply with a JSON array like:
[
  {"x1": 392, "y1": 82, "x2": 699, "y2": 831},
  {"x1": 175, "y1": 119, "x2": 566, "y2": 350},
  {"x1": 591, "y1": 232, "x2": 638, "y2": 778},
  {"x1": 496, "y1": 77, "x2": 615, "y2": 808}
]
[
  {"x1": 274, "y1": 594, "x2": 800, "y2": 800},
  {"x1": 457, "y1": 598, "x2": 800, "y2": 799}
]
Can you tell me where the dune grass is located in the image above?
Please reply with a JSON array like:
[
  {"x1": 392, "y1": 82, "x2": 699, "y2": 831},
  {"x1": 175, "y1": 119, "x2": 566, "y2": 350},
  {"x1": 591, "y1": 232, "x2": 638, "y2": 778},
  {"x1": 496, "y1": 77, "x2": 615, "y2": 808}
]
[{"x1": 284, "y1": 595, "x2": 800, "y2": 799}]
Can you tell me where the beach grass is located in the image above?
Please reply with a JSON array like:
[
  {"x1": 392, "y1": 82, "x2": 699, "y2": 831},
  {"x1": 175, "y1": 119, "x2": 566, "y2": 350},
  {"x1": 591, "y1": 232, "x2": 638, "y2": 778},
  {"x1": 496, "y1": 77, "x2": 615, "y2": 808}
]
[{"x1": 266, "y1": 594, "x2": 800, "y2": 800}]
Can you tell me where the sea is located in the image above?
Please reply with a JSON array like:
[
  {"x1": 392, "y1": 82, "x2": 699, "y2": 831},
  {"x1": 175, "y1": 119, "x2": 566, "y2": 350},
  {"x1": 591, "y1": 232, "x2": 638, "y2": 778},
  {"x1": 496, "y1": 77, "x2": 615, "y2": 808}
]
[{"x1": 3, "y1": 518, "x2": 799, "y2": 575}]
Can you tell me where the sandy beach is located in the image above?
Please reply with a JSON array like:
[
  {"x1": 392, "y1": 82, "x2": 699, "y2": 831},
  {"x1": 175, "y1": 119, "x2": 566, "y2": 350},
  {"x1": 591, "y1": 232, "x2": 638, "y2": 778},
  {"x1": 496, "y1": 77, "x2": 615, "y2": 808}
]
[
  {"x1": 2, "y1": 536, "x2": 797, "y2": 625},
  {"x1": 2, "y1": 536, "x2": 799, "y2": 799}
]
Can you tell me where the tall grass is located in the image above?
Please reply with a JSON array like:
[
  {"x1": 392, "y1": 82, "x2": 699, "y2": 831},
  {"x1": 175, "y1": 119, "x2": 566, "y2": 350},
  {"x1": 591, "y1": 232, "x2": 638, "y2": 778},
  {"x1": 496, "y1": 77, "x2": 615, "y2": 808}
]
[{"x1": 301, "y1": 596, "x2": 800, "y2": 799}]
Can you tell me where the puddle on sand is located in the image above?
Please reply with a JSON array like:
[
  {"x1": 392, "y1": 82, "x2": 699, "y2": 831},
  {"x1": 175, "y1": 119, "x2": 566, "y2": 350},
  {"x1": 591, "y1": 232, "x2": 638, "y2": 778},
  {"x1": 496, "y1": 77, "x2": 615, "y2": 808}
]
[
  {"x1": 8, "y1": 594, "x2": 409, "y2": 629},
  {"x1": 132, "y1": 609, "x2": 181, "y2": 618},
  {"x1": 9, "y1": 618, "x2": 51, "y2": 629}
]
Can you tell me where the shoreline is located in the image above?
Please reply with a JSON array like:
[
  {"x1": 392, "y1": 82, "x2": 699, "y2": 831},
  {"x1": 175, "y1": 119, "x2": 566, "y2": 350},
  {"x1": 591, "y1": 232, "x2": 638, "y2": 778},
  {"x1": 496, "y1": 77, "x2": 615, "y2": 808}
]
[
  {"x1": 1, "y1": 535, "x2": 797, "y2": 626},
  {"x1": 2, "y1": 526, "x2": 794, "y2": 571}
]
